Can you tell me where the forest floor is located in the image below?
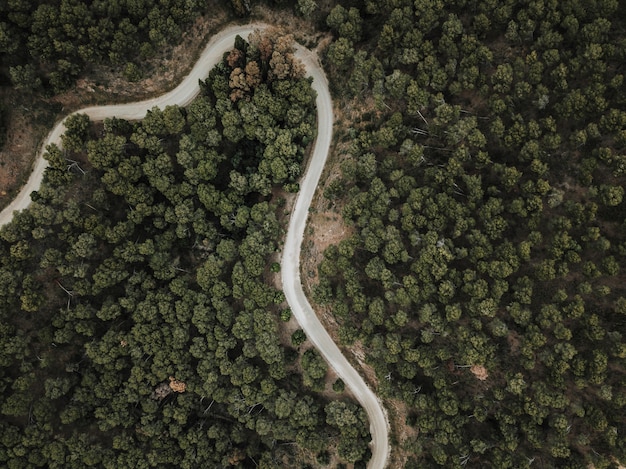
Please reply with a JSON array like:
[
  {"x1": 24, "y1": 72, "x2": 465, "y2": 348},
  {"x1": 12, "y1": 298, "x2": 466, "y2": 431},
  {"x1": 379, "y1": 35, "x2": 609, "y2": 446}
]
[
  {"x1": 249, "y1": 3, "x2": 325, "y2": 48},
  {"x1": 0, "y1": 98, "x2": 45, "y2": 205}
]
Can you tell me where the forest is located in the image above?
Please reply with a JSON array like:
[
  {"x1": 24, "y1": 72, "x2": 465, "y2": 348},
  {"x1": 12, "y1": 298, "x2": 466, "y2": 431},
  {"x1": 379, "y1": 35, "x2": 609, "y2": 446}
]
[
  {"x1": 315, "y1": 0, "x2": 626, "y2": 467},
  {"x1": 1, "y1": 0, "x2": 626, "y2": 468},
  {"x1": 0, "y1": 0, "x2": 212, "y2": 93},
  {"x1": 0, "y1": 0, "x2": 316, "y2": 100},
  {"x1": 0, "y1": 28, "x2": 371, "y2": 468}
]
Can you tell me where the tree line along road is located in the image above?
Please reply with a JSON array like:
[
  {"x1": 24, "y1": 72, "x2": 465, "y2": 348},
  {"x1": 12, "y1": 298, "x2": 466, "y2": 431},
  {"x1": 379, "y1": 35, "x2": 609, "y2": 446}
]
[{"x1": 0, "y1": 23, "x2": 391, "y2": 469}]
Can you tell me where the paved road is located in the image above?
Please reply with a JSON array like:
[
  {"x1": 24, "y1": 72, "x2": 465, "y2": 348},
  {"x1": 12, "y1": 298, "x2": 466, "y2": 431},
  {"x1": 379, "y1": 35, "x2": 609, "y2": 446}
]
[
  {"x1": 0, "y1": 23, "x2": 390, "y2": 469},
  {"x1": 285, "y1": 46, "x2": 390, "y2": 468}
]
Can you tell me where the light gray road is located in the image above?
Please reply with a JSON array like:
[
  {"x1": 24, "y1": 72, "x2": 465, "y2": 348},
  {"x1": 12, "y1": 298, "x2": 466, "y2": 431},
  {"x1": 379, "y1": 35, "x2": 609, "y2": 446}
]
[
  {"x1": 0, "y1": 23, "x2": 262, "y2": 227},
  {"x1": 0, "y1": 24, "x2": 390, "y2": 469},
  {"x1": 286, "y1": 45, "x2": 390, "y2": 468}
]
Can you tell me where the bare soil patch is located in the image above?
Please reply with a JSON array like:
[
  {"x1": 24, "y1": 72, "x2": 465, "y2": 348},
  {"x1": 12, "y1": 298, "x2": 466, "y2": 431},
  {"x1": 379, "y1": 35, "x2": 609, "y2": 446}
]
[
  {"x1": 304, "y1": 209, "x2": 353, "y2": 281},
  {"x1": 250, "y1": 4, "x2": 328, "y2": 49},
  {"x1": 0, "y1": 96, "x2": 58, "y2": 209},
  {"x1": 386, "y1": 398, "x2": 420, "y2": 468}
]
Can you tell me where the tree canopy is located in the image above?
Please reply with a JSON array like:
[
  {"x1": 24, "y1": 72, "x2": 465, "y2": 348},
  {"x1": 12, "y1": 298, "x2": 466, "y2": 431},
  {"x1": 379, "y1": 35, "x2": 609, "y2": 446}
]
[
  {"x1": 317, "y1": 0, "x2": 626, "y2": 466},
  {"x1": 0, "y1": 30, "x2": 370, "y2": 468},
  {"x1": 0, "y1": 0, "x2": 209, "y2": 93}
]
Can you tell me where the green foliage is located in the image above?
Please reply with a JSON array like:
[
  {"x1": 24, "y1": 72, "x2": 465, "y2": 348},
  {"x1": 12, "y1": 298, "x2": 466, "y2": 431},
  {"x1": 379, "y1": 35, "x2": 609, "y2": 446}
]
[
  {"x1": 61, "y1": 113, "x2": 91, "y2": 153},
  {"x1": 296, "y1": 0, "x2": 318, "y2": 18},
  {"x1": 319, "y1": 0, "x2": 626, "y2": 465},
  {"x1": 333, "y1": 378, "x2": 345, "y2": 393},
  {"x1": 301, "y1": 348, "x2": 327, "y2": 390},
  {"x1": 291, "y1": 328, "x2": 307, "y2": 347},
  {"x1": 0, "y1": 0, "x2": 206, "y2": 93},
  {"x1": 9, "y1": 64, "x2": 42, "y2": 92},
  {"x1": 280, "y1": 308, "x2": 292, "y2": 322},
  {"x1": 0, "y1": 33, "x2": 369, "y2": 468}
]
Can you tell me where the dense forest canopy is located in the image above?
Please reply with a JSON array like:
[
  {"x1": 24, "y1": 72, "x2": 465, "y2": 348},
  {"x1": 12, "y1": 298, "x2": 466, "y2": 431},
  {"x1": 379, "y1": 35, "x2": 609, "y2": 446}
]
[
  {"x1": 316, "y1": 0, "x2": 626, "y2": 467},
  {"x1": 1, "y1": 0, "x2": 626, "y2": 467},
  {"x1": 0, "y1": 0, "x2": 210, "y2": 92},
  {"x1": 0, "y1": 1, "x2": 317, "y2": 158},
  {"x1": 0, "y1": 30, "x2": 372, "y2": 468},
  {"x1": 0, "y1": 0, "x2": 317, "y2": 96}
]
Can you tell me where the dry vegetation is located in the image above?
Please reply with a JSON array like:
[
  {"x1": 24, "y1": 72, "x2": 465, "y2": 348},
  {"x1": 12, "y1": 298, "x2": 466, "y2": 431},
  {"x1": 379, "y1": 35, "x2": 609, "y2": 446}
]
[{"x1": 249, "y1": 3, "x2": 326, "y2": 49}]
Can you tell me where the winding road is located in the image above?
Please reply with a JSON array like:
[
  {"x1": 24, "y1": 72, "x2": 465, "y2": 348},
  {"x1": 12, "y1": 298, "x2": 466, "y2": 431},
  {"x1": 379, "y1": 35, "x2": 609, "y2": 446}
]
[{"x1": 0, "y1": 23, "x2": 390, "y2": 468}]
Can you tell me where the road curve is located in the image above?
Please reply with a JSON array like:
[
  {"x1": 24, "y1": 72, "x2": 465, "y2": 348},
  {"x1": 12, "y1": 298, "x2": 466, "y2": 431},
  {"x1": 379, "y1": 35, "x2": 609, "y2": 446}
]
[
  {"x1": 0, "y1": 23, "x2": 390, "y2": 468},
  {"x1": 0, "y1": 23, "x2": 265, "y2": 227},
  {"x1": 285, "y1": 46, "x2": 390, "y2": 468}
]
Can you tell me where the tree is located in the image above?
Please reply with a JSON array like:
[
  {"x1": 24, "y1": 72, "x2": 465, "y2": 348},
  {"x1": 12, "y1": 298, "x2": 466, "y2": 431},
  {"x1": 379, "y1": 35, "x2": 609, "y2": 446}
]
[
  {"x1": 9, "y1": 64, "x2": 42, "y2": 91},
  {"x1": 296, "y1": 0, "x2": 317, "y2": 17},
  {"x1": 87, "y1": 133, "x2": 127, "y2": 170},
  {"x1": 325, "y1": 400, "x2": 359, "y2": 429},
  {"x1": 301, "y1": 348, "x2": 327, "y2": 390},
  {"x1": 326, "y1": 37, "x2": 355, "y2": 72},
  {"x1": 221, "y1": 109, "x2": 244, "y2": 143},
  {"x1": 291, "y1": 329, "x2": 307, "y2": 347},
  {"x1": 598, "y1": 184, "x2": 624, "y2": 206},
  {"x1": 326, "y1": 5, "x2": 363, "y2": 42},
  {"x1": 162, "y1": 105, "x2": 185, "y2": 135},
  {"x1": 44, "y1": 377, "x2": 74, "y2": 400}
]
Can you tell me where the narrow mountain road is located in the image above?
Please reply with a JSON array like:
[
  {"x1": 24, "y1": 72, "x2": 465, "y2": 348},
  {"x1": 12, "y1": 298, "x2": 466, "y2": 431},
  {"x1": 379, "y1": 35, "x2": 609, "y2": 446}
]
[
  {"x1": 285, "y1": 45, "x2": 391, "y2": 468},
  {"x1": 0, "y1": 23, "x2": 390, "y2": 469}
]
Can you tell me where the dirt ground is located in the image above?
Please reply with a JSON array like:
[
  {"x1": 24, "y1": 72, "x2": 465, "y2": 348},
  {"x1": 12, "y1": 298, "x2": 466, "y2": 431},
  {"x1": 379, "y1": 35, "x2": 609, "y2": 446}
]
[
  {"x1": 56, "y1": 9, "x2": 231, "y2": 108},
  {"x1": 0, "y1": 105, "x2": 45, "y2": 206}
]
